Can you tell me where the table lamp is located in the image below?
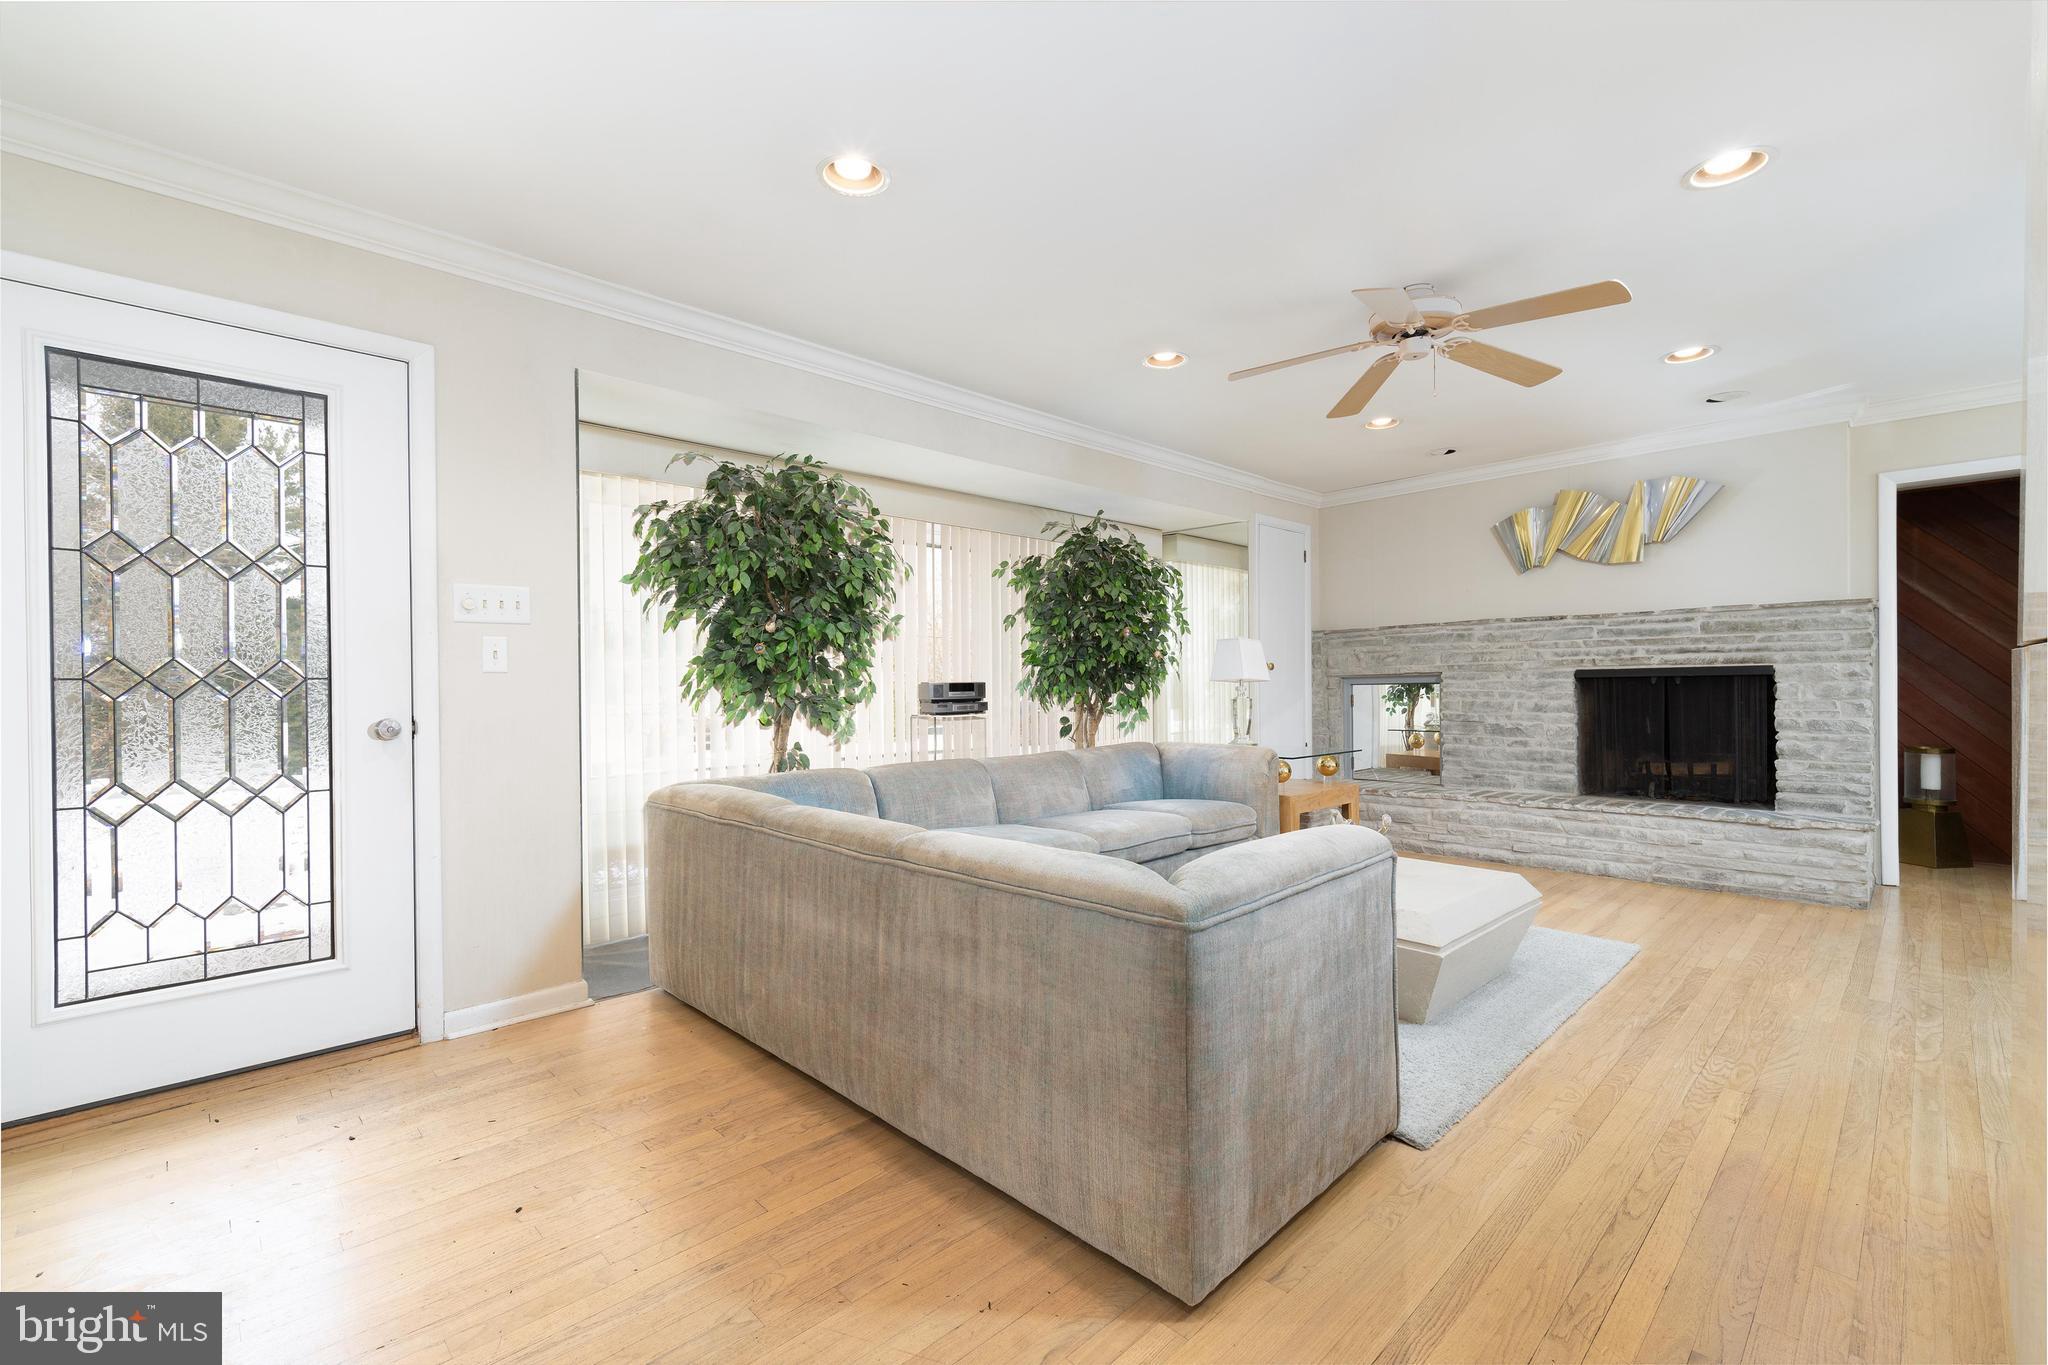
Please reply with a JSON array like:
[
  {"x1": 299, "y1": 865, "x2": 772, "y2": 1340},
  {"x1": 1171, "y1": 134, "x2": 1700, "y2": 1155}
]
[
  {"x1": 1901, "y1": 744, "x2": 1970, "y2": 868},
  {"x1": 1210, "y1": 637, "x2": 1267, "y2": 746}
]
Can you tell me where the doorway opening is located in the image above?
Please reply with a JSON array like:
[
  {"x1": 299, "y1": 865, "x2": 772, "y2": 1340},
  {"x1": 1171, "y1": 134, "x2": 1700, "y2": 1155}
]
[{"x1": 1878, "y1": 458, "x2": 2024, "y2": 882}]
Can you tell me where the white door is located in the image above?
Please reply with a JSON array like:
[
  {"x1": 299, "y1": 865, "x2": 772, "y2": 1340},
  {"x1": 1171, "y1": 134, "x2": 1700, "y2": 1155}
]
[
  {"x1": 1250, "y1": 517, "x2": 1311, "y2": 756},
  {"x1": 2, "y1": 282, "x2": 417, "y2": 1123}
]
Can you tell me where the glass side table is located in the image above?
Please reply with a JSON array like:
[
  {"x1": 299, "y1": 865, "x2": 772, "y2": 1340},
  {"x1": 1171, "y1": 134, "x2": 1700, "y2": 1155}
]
[{"x1": 1275, "y1": 748, "x2": 1363, "y2": 831}]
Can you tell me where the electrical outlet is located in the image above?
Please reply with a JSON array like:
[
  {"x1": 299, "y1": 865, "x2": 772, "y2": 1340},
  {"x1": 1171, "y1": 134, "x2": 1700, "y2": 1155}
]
[
  {"x1": 453, "y1": 583, "x2": 531, "y2": 623},
  {"x1": 481, "y1": 636, "x2": 508, "y2": 673}
]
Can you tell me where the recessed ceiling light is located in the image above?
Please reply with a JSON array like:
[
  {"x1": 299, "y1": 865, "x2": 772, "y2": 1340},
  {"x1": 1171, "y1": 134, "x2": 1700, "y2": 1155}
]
[
  {"x1": 1704, "y1": 390, "x2": 1750, "y2": 404},
  {"x1": 1663, "y1": 344, "x2": 1718, "y2": 364},
  {"x1": 1143, "y1": 351, "x2": 1187, "y2": 369},
  {"x1": 1428, "y1": 447, "x2": 1457, "y2": 458},
  {"x1": 1363, "y1": 416, "x2": 1400, "y2": 430},
  {"x1": 1684, "y1": 147, "x2": 1771, "y2": 189},
  {"x1": 820, "y1": 153, "x2": 889, "y2": 196}
]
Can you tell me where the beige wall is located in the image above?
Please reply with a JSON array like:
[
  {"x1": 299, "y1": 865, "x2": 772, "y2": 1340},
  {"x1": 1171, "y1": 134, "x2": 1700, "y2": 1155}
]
[
  {"x1": 0, "y1": 153, "x2": 1314, "y2": 1015},
  {"x1": 1846, "y1": 402, "x2": 2026, "y2": 598},
  {"x1": 1317, "y1": 406, "x2": 2023, "y2": 631}
]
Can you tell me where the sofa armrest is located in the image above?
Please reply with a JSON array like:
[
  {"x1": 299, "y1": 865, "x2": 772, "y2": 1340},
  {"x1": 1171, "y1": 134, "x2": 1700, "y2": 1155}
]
[
  {"x1": 1166, "y1": 822, "x2": 1399, "y2": 1300},
  {"x1": 1158, "y1": 742, "x2": 1281, "y2": 838}
]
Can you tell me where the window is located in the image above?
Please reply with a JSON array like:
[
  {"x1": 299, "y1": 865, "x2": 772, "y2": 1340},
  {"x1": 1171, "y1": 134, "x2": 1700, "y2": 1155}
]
[
  {"x1": 578, "y1": 472, "x2": 1070, "y2": 945},
  {"x1": 1343, "y1": 674, "x2": 1442, "y2": 783},
  {"x1": 1160, "y1": 557, "x2": 1249, "y2": 743}
]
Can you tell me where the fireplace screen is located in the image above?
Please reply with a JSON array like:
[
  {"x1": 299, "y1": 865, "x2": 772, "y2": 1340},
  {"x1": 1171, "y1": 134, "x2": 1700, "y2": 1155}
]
[{"x1": 1576, "y1": 667, "x2": 1775, "y2": 807}]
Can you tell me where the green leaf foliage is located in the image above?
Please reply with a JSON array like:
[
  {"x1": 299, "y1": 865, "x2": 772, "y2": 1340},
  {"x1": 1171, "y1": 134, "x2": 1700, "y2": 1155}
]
[
  {"x1": 994, "y1": 512, "x2": 1190, "y2": 748},
  {"x1": 624, "y1": 452, "x2": 907, "y2": 772}
]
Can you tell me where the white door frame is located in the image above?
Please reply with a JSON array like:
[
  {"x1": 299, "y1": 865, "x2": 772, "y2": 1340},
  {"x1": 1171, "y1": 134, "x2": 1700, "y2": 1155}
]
[
  {"x1": 1875, "y1": 454, "x2": 2023, "y2": 887},
  {"x1": 1, "y1": 252, "x2": 446, "y2": 1043},
  {"x1": 1248, "y1": 513, "x2": 1313, "y2": 752}
]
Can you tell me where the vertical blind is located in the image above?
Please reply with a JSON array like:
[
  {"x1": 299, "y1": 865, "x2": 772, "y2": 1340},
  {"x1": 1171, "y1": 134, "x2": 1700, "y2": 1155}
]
[
  {"x1": 580, "y1": 472, "x2": 1248, "y2": 945},
  {"x1": 1161, "y1": 559, "x2": 1249, "y2": 744},
  {"x1": 582, "y1": 472, "x2": 1085, "y2": 944}
]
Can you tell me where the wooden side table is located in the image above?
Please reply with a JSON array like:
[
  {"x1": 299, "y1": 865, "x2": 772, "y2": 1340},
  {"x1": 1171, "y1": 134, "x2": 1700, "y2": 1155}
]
[{"x1": 1278, "y1": 778, "x2": 1361, "y2": 832}]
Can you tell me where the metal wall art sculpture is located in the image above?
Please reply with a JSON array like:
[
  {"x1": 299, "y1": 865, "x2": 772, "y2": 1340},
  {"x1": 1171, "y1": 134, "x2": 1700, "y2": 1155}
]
[{"x1": 1491, "y1": 474, "x2": 1723, "y2": 574}]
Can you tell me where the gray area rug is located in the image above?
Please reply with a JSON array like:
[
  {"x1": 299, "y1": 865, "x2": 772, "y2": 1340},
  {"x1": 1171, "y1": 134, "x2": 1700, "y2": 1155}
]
[
  {"x1": 1394, "y1": 926, "x2": 1640, "y2": 1149},
  {"x1": 584, "y1": 934, "x2": 652, "y2": 1000}
]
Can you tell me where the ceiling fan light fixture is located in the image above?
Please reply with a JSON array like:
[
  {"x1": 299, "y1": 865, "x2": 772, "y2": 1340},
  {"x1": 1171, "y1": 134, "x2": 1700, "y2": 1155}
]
[
  {"x1": 1684, "y1": 147, "x2": 1771, "y2": 189},
  {"x1": 820, "y1": 153, "x2": 889, "y2": 196},
  {"x1": 1143, "y1": 351, "x2": 1187, "y2": 369},
  {"x1": 1663, "y1": 344, "x2": 1718, "y2": 364},
  {"x1": 1364, "y1": 416, "x2": 1400, "y2": 430}
]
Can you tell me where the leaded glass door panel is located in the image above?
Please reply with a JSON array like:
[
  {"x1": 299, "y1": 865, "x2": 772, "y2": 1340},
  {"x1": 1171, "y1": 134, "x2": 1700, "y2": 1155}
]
[{"x1": 4, "y1": 279, "x2": 417, "y2": 1123}]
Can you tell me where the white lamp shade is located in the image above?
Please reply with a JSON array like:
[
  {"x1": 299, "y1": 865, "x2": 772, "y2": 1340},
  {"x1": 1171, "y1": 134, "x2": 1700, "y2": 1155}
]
[{"x1": 1211, "y1": 637, "x2": 1268, "y2": 682}]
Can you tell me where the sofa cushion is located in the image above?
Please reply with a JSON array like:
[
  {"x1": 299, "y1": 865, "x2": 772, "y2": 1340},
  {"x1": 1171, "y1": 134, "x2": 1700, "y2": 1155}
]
[
  {"x1": 700, "y1": 769, "x2": 877, "y2": 818},
  {"x1": 867, "y1": 759, "x2": 997, "y2": 829},
  {"x1": 1022, "y1": 808, "x2": 1193, "y2": 863},
  {"x1": 1074, "y1": 743, "x2": 1164, "y2": 807},
  {"x1": 984, "y1": 750, "x2": 1091, "y2": 822},
  {"x1": 1107, "y1": 798, "x2": 1257, "y2": 849},
  {"x1": 950, "y1": 823, "x2": 1099, "y2": 852}
]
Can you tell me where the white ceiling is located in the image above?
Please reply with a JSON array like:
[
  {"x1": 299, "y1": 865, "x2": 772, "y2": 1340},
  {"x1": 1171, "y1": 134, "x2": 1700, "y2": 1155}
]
[{"x1": 0, "y1": 2, "x2": 2029, "y2": 498}]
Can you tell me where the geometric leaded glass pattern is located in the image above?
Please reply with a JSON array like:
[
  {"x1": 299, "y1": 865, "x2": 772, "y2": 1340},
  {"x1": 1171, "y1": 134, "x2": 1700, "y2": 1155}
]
[{"x1": 47, "y1": 351, "x2": 333, "y2": 1004}]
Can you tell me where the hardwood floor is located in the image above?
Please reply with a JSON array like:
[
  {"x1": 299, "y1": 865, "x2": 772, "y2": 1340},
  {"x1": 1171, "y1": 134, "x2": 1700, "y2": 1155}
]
[{"x1": 5, "y1": 861, "x2": 2042, "y2": 1364}]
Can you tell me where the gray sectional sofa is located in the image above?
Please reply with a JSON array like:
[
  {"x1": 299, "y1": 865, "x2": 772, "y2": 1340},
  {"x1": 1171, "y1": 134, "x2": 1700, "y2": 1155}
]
[{"x1": 644, "y1": 741, "x2": 1398, "y2": 1306}]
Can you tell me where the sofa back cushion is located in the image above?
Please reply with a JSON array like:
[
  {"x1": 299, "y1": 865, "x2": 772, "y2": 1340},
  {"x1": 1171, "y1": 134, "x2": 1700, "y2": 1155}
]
[
  {"x1": 867, "y1": 759, "x2": 998, "y2": 829},
  {"x1": 1074, "y1": 743, "x2": 1163, "y2": 807},
  {"x1": 984, "y1": 750, "x2": 1092, "y2": 822},
  {"x1": 703, "y1": 769, "x2": 878, "y2": 818}
]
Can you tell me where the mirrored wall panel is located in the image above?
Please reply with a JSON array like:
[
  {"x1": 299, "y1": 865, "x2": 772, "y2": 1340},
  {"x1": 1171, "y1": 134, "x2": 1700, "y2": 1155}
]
[{"x1": 47, "y1": 350, "x2": 333, "y2": 1005}]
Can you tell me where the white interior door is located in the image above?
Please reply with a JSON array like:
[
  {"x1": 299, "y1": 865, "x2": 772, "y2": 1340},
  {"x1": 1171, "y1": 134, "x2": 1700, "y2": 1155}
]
[
  {"x1": 1250, "y1": 516, "x2": 1311, "y2": 756},
  {"x1": 2, "y1": 282, "x2": 417, "y2": 1123}
]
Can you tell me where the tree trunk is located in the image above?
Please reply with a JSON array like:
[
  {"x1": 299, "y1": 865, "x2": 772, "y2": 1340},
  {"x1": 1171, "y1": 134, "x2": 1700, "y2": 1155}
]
[
  {"x1": 769, "y1": 709, "x2": 794, "y2": 772},
  {"x1": 1071, "y1": 703, "x2": 1103, "y2": 749}
]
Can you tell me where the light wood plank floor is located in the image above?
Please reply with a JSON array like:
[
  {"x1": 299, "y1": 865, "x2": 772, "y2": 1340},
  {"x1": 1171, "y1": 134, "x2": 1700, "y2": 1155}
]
[{"x1": 5, "y1": 861, "x2": 2042, "y2": 1364}]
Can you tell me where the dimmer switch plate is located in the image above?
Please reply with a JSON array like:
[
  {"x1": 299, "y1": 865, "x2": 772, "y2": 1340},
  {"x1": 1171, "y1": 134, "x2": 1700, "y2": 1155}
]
[{"x1": 453, "y1": 583, "x2": 531, "y2": 623}]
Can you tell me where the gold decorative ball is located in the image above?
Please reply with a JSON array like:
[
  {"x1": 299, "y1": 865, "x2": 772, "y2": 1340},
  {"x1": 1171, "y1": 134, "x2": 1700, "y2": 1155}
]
[
  {"x1": 1276, "y1": 760, "x2": 1293, "y2": 784},
  {"x1": 1316, "y1": 754, "x2": 1339, "y2": 778},
  {"x1": 1406, "y1": 731, "x2": 1426, "y2": 752}
]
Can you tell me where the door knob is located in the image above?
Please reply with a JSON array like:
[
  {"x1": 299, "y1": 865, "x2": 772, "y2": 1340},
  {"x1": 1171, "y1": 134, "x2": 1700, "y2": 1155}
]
[
  {"x1": 1267, "y1": 661, "x2": 1276, "y2": 670},
  {"x1": 368, "y1": 717, "x2": 406, "y2": 741}
]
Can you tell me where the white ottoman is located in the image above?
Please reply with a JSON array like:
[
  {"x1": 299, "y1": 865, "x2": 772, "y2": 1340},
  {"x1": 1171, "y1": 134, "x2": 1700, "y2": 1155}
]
[{"x1": 1393, "y1": 857, "x2": 1542, "y2": 1024}]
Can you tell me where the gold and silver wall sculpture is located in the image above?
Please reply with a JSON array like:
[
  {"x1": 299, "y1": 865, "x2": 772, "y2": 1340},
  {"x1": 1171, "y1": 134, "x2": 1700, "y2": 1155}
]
[{"x1": 1491, "y1": 474, "x2": 1722, "y2": 574}]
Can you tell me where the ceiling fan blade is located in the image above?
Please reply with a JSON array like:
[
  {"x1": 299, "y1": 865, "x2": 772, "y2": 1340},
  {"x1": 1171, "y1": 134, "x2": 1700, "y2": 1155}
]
[
  {"x1": 1459, "y1": 279, "x2": 1632, "y2": 331},
  {"x1": 1228, "y1": 340, "x2": 1380, "y2": 382},
  {"x1": 1443, "y1": 340, "x2": 1562, "y2": 387},
  {"x1": 1351, "y1": 287, "x2": 1418, "y2": 327},
  {"x1": 1326, "y1": 353, "x2": 1402, "y2": 418}
]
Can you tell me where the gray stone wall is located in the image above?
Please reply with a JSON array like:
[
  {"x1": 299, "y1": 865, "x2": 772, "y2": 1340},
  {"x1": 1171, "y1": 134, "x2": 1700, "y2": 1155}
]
[{"x1": 1313, "y1": 600, "x2": 1878, "y2": 905}]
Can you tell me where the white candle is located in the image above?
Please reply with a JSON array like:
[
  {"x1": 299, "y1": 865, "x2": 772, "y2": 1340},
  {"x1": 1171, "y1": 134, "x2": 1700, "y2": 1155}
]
[{"x1": 1917, "y1": 751, "x2": 1943, "y2": 794}]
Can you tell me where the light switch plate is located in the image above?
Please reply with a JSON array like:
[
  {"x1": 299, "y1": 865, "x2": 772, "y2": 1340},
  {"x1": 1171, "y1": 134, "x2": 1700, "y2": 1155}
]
[
  {"x1": 481, "y1": 636, "x2": 508, "y2": 673},
  {"x1": 453, "y1": 583, "x2": 531, "y2": 623}
]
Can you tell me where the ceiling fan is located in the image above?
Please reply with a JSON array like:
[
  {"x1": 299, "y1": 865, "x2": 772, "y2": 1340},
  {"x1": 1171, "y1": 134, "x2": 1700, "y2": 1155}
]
[{"x1": 1228, "y1": 279, "x2": 1633, "y2": 419}]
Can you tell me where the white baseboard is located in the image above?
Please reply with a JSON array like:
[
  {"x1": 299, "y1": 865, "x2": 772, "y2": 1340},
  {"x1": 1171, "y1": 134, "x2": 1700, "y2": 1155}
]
[{"x1": 441, "y1": 980, "x2": 592, "y2": 1040}]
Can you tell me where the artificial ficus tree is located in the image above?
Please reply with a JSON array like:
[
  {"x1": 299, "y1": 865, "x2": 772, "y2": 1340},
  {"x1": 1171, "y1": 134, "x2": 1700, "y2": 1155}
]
[
  {"x1": 996, "y1": 513, "x2": 1190, "y2": 748},
  {"x1": 625, "y1": 452, "x2": 907, "y2": 772}
]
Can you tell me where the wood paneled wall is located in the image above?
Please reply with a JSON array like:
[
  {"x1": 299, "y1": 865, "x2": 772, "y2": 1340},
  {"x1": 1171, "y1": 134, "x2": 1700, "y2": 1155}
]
[{"x1": 1897, "y1": 476, "x2": 2019, "y2": 861}]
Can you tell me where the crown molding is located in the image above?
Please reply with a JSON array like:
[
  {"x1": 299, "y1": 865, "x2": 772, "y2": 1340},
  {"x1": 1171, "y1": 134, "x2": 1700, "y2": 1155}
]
[
  {"x1": 1848, "y1": 379, "x2": 2024, "y2": 426},
  {"x1": 1319, "y1": 378, "x2": 2023, "y2": 505},
  {"x1": 3, "y1": 104, "x2": 2023, "y2": 515},
  {"x1": 0, "y1": 102, "x2": 1323, "y2": 508},
  {"x1": 1318, "y1": 396, "x2": 1864, "y2": 503}
]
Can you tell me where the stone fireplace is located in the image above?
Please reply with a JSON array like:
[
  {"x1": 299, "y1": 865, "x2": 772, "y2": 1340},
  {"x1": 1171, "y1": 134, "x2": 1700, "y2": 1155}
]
[{"x1": 1313, "y1": 600, "x2": 1877, "y2": 906}]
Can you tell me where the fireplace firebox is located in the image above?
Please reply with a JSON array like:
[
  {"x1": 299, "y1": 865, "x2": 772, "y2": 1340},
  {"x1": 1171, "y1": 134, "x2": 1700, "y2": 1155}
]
[{"x1": 1575, "y1": 666, "x2": 1776, "y2": 807}]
